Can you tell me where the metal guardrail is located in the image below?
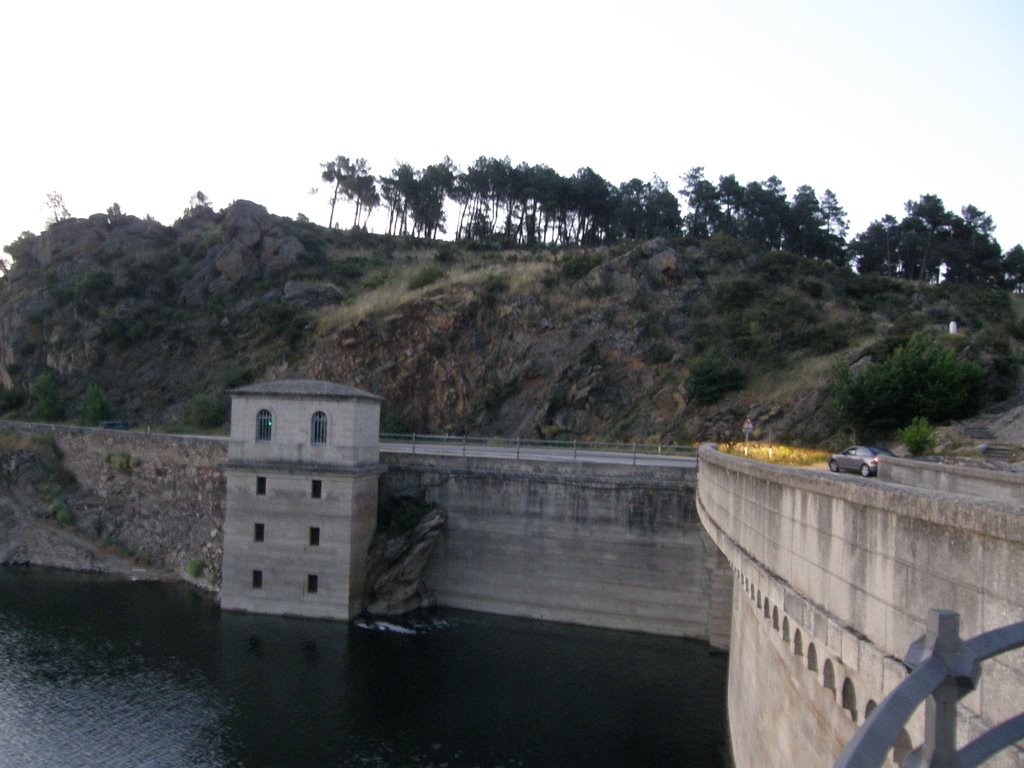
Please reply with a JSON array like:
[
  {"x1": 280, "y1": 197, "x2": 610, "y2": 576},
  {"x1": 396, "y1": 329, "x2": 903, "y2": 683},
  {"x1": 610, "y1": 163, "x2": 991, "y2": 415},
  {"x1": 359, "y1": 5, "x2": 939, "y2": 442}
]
[
  {"x1": 835, "y1": 609, "x2": 1024, "y2": 768},
  {"x1": 378, "y1": 433, "x2": 697, "y2": 464}
]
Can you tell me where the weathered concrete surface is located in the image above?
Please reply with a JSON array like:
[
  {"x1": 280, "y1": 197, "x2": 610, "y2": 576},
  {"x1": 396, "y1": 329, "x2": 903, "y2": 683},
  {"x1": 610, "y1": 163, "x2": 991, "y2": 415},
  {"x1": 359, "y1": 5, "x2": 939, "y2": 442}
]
[
  {"x1": 881, "y1": 454, "x2": 1024, "y2": 504},
  {"x1": 382, "y1": 452, "x2": 731, "y2": 644},
  {"x1": 726, "y1": 578, "x2": 859, "y2": 768},
  {"x1": 698, "y1": 444, "x2": 1024, "y2": 768}
]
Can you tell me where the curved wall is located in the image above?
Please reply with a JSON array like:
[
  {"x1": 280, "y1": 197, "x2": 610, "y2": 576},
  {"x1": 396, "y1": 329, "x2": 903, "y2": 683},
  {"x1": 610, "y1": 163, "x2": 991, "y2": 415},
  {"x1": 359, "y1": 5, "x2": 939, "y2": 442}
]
[
  {"x1": 383, "y1": 452, "x2": 732, "y2": 643},
  {"x1": 697, "y1": 445, "x2": 1024, "y2": 768}
]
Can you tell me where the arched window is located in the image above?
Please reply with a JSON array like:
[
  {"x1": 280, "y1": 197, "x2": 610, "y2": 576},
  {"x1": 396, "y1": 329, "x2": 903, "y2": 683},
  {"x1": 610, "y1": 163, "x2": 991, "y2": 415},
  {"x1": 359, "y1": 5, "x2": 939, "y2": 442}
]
[
  {"x1": 807, "y1": 643, "x2": 818, "y2": 672},
  {"x1": 772, "y1": 606, "x2": 780, "y2": 630},
  {"x1": 793, "y1": 628, "x2": 803, "y2": 656},
  {"x1": 256, "y1": 409, "x2": 273, "y2": 442},
  {"x1": 823, "y1": 659, "x2": 836, "y2": 699},
  {"x1": 782, "y1": 616, "x2": 790, "y2": 642},
  {"x1": 893, "y1": 729, "x2": 913, "y2": 765},
  {"x1": 310, "y1": 411, "x2": 328, "y2": 444},
  {"x1": 842, "y1": 678, "x2": 858, "y2": 721}
]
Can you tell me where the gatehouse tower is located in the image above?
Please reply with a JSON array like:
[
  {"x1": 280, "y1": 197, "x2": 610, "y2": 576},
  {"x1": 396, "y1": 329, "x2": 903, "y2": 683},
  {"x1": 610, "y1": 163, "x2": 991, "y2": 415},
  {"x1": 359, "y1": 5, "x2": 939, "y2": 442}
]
[{"x1": 220, "y1": 379, "x2": 384, "y2": 620}]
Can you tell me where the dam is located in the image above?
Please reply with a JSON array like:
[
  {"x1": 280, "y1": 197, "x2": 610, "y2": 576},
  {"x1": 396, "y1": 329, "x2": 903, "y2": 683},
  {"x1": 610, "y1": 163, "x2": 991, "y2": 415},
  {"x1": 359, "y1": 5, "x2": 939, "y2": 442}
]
[{"x1": 3, "y1": 387, "x2": 1023, "y2": 766}]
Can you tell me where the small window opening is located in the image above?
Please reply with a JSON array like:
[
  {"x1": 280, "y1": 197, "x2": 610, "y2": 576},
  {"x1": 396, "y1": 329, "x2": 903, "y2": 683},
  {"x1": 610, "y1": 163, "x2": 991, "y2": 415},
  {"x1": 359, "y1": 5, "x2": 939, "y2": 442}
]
[
  {"x1": 254, "y1": 523, "x2": 265, "y2": 542},
  {"x1": 256, "y1": 409, "x2": 273, "y2": 442},
  {"x1": 256, "y1": 476, "x2": 267, "y2": 496},
  {"x1": 311, "y1": 411, "x2": 328, "y2": 445},
  {"x1": 823, "y1": 659, "x2": 837, "y2": 698},
  {"x1": 252, "y1": 570, "x2": 263, "y2": 589},
  {"x1": 842, "y1": 678, "x2": 858, "y2": 721},
  {"x1": 894, "y1": 729, "x2": 913, "y2": 765},
  {"x1": 311, "y1": 479, "x2": 322, "y2": 499},
  {"x1": 307, "y1": 574, "x2": 319, "y2": 594},
  {"x1": 309, "y1": 526, "x2": 320, "y2": 547}
]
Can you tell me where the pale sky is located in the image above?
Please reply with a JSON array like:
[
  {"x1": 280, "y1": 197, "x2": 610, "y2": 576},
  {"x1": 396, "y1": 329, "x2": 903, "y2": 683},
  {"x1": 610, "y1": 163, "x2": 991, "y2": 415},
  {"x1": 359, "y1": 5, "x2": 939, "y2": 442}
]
[{"x1": 2, "y1": 0, "x2": 1022, "y2": 256}]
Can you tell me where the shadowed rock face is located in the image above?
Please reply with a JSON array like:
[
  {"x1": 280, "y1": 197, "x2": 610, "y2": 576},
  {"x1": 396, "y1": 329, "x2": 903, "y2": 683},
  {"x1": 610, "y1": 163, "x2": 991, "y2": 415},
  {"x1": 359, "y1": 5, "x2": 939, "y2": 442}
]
[{"x1": 363, "y1": 507, "x2": 447, "y2": 615}]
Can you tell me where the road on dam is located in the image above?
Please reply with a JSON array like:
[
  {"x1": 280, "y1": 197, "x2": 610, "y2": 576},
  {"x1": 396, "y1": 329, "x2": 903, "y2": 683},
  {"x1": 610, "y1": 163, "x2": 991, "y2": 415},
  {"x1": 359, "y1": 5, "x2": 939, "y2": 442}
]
[{"x1": 379, "y1": 438, "x2": 699, "y2": 469}]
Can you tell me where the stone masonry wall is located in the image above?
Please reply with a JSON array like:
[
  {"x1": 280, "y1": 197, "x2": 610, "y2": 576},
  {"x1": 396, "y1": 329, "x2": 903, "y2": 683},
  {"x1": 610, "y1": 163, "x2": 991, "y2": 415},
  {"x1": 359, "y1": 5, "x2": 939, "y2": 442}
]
[{"x1": 2, "y1": 421, "x2": 227, "y2": 585}]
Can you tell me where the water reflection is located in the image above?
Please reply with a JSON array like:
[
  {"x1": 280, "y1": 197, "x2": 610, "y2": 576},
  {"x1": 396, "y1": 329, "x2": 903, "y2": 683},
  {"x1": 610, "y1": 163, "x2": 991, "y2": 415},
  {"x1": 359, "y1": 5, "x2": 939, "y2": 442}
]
[{"x1": 0, "y1": 567, "x2": 729, "y2": 767}]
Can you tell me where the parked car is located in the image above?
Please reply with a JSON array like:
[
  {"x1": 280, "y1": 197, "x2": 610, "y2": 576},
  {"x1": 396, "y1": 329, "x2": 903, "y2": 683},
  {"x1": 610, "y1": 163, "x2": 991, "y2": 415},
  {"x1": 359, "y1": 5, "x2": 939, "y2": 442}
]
[{"x1": 828, "y1": 445, "x2": 894, "y2": 477}]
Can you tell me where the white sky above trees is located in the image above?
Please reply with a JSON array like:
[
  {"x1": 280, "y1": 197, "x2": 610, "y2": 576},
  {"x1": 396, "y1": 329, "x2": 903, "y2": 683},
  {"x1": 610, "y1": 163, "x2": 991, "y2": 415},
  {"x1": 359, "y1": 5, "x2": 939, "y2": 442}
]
[{"x1": 2, "y1": 0, "x2": 1022, "y2": 254}]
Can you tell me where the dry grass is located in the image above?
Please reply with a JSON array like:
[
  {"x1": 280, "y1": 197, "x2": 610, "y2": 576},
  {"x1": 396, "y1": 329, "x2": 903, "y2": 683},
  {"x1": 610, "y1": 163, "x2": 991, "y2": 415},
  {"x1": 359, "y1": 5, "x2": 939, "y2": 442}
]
[
  {"x1": 0, "y1": 431, "x2": 40, "y2": 453},
  {"x1": 743, "y1": 353, "x2": 843, "y2": 403},
  {"x1": 317, "y1": 258, "x2": 553, "y2": 333},
  {"x1": 718, "y1": 441, "x2": 830, "y2": 466}
]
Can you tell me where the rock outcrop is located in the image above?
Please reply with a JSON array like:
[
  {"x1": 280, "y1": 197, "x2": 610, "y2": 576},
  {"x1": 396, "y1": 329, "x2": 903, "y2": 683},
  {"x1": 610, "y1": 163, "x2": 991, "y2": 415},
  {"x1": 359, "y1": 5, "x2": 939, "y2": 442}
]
[{"x1": 363, "y1": 506, "x2": 447, "y2": 615}]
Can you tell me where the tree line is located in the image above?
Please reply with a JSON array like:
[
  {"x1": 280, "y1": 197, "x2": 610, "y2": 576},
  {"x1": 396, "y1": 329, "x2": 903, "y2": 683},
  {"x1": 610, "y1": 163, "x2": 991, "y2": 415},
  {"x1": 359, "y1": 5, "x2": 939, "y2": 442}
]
[
  {"x1": 319, "y1": 155, "x2": 681, "y2": 246},
  {"x1": 318, "y1": 155, "x2": 1023, "y2": 288}
]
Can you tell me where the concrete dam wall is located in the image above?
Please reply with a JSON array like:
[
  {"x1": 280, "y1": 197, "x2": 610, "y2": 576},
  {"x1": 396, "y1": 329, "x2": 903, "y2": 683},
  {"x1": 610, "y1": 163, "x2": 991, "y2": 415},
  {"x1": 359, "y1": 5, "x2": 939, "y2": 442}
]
[
  {"x1": 697, "y1": 444, "x2": 1024, "y2": 768},
  {"x1": 382, "y1": 452, "x2": 731, "y2": 644},
  {"x1": 0, "y1": 423, "x2": 727, "y2": 644}
]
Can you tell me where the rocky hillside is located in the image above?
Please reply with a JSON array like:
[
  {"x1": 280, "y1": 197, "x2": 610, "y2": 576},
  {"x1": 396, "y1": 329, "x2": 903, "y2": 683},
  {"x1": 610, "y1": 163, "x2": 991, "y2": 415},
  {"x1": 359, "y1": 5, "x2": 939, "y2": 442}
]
[{"x1": 2, "y1": 201, "x2": 1021, "y2": 446}]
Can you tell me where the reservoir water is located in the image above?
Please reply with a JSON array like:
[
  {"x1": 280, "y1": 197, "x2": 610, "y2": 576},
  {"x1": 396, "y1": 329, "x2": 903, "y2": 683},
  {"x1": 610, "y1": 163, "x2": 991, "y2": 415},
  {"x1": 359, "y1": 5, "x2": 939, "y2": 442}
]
[{"x1": 0, "y1": 567, "x2": 729, "y2": 768}]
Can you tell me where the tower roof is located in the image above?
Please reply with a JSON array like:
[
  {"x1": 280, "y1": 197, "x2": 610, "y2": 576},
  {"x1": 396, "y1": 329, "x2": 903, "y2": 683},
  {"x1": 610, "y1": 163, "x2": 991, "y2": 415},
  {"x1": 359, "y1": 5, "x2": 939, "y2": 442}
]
[{"x1": 230, "y1": 379, "x2": 382, "y2": 402}]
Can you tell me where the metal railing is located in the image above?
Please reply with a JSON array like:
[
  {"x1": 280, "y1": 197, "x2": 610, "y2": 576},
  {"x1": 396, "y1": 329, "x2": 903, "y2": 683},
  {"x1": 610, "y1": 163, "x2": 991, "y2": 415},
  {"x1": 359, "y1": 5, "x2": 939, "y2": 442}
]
[
  {"x1": 835, "y1": 610, "x2": 1024, "y2": 768},
  {"x1": 378, "y1": 433, "x2": 697, "y2": 465}
]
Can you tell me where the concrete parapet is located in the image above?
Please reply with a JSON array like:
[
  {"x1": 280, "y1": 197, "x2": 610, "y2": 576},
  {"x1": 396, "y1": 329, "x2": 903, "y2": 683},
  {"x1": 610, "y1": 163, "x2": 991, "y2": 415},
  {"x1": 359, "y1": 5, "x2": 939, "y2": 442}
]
[{"x1": 881, "y1": 455, "x2": 1024, "y2": 505}]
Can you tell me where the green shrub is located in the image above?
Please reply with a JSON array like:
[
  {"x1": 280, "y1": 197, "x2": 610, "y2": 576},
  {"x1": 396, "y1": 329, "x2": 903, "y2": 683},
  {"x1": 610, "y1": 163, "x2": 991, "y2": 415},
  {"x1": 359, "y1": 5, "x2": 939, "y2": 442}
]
[
  {"x1": 830, "y1": 333, "x2": 986, "y2": 436},
  {"x1": 408, "y1": 265, "x2": 445, "y2": 290},
  {"x1": 49, "y1": 501, "x2": 75, "y2": 527},
  {"x1": 186, "y1": 559, "x2": 205, "y2": 579},
  {"x1": 0, "y1": 388, "x2": 25, "y2": 414},
  {"x1": 647, "y1": 341, "x2": 675, "y2": 364},
  {"x1": 73, "y1": 268, "x2": 117, "y2": 311},
  {"x1": 102, "y1": 537, "x2": 133, "y2": 559},
  {"x1": 198, "y1": 225, "x2": 223, "y2": 252},
  {"x1": 185, "y1": 393, "x2": 228, "y2": 429},
  {"x1": 899, "y1": 416, "x2": 935, "y2": 456},
  {"x1": 256, "y1": 302, "x2": 297, "y2": 336},
  {"x1": 29, "y1": 371, "x2": 65, "y2": 422},
  {"x1": 380, "y1": 495, "x2": 437, "y2": 537},
  {"x1": 685, "y1": 351, "x2": 747, "y2": 405},
  {"x1": 558, "y1": 252, "x2": 603, "y2": 281},
  {"x1": 79, "y1": 382, "x2": 112, "y2": 426},
  {"x1": 104, "y1": 452, "x2": 139, "y2": 473},
  {"x1": 482, "y1": 272, "x2": 509, "y2": 296}
]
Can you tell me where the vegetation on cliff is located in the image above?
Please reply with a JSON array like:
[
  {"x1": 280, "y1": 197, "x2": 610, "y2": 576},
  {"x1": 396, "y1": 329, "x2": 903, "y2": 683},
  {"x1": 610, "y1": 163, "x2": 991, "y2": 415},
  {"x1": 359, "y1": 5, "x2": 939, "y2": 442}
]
[
  {"x1": 308, "y1": 155, "x2": 1022, "y2": 292},
  {"x1": 1, "y1": 197, "x2": 1021, "y2": 447}
]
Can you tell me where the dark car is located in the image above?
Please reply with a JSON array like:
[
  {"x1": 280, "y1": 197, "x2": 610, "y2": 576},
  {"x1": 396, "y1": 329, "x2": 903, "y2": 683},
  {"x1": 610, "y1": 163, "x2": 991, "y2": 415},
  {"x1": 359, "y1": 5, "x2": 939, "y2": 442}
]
[{"x1": 828, "y1": 445, "x2": 893, "y2": 477}]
